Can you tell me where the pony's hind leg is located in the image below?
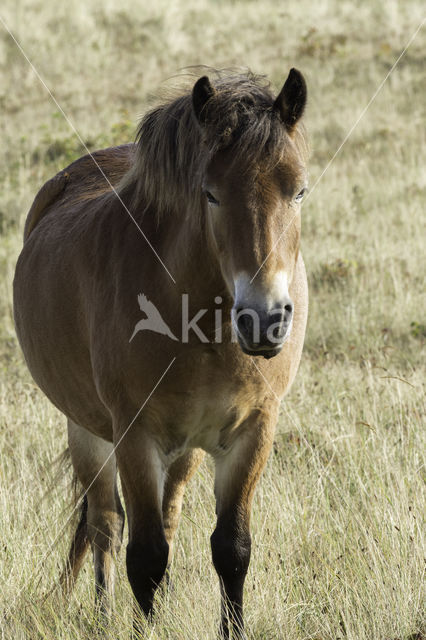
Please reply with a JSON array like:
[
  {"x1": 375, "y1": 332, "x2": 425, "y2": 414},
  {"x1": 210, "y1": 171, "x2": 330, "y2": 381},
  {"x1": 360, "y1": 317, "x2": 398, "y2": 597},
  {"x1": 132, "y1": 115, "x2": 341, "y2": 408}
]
[
  {"x1": 162, "y1": 448, "x2": 205, "y2": 568},
  {"x1": 67, "y1": 419, "x2": 125, "y2": 616}
]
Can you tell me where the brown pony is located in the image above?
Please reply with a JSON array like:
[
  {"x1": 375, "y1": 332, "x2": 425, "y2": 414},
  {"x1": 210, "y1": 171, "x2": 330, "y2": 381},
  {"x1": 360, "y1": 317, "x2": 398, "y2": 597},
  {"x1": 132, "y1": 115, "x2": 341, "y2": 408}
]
[{"x1": 13, "y1": 68, "x2": 309, "y2": 638}]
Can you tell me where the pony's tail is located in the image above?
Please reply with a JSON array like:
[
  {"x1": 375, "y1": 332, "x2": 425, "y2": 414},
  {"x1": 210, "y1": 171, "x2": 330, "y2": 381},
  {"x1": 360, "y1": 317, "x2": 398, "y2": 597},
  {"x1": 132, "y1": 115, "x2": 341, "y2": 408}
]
[
  {"x1": 40, "y1": 449, "x2": 90, "y2": 602},
  {"x1": 58, "y1": 493, "x2": 90, "y2": 596}
]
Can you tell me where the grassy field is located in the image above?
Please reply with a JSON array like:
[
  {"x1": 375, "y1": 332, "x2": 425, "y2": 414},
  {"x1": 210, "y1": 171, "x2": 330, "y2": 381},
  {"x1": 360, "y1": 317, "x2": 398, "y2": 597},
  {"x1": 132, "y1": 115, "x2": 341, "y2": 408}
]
[{"x1": 0, "y1": 1, "x2": 425, "y2": 638}]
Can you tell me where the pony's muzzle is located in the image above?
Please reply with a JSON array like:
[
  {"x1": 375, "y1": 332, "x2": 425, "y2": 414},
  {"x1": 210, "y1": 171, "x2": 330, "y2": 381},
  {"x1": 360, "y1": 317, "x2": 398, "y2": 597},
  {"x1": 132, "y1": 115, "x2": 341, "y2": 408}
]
[{"x1": 233, "y1": 301, "x2": 293, "y2": 358}]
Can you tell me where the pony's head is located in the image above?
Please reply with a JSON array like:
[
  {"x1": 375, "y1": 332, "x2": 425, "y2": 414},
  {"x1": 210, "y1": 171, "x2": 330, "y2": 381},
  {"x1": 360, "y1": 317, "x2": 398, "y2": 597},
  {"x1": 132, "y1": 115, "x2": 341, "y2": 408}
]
[{"x1": 192, "y1": 70, "x2": 308, "y2": 358}]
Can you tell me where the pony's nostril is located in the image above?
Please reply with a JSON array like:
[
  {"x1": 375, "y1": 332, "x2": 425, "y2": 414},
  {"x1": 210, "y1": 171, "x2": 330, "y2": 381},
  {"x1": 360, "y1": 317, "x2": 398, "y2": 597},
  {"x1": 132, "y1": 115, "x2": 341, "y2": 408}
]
[
  {"x1": 237, "y1": 313, "x2": 253, "y2": 335},
  {"x1": 236, "y1": 309, "x2": 257, "y2": 340},
  {"x1": 284, "y1": 303, "x2": 293, "y2": 315}
]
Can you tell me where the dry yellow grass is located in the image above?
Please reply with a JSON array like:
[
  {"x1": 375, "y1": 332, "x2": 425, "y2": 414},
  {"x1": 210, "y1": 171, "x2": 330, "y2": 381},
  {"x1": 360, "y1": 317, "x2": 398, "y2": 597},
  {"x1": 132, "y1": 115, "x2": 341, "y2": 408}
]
[{"x1": 0, "y1": 1, "x2": 425, "y2": 638}]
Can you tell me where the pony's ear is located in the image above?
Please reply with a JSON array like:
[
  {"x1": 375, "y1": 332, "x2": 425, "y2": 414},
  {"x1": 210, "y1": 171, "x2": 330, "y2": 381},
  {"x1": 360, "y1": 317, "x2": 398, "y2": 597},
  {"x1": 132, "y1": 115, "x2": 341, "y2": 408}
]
[
  {"x1": 192, "y1": 76, "x2": 216, "y2": 124},
  {"x1": 273, "y1": 68, "x2": 307, "y2": 130}
]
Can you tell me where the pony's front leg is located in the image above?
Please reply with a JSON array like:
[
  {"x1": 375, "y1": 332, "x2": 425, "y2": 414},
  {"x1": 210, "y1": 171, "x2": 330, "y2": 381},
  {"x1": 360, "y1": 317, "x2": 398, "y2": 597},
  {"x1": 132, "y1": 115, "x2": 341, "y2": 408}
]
[
  {"x1": 211, "y1": 409, "x2": 277, "y2": 639},
  {"x1": 114, "y1": 427, "x2": 169, "y2": 627}
]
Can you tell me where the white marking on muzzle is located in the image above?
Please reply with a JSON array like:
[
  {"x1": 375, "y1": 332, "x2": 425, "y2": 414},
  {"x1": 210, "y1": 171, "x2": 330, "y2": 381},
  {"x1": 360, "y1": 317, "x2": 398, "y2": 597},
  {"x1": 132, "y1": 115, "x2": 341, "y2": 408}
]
[
  {"x1": 233, "y1": 270, "x2": 290, "y2": 311},
  {"x1": 267, "y1": 270, "x2": 290, "y2": 308},
  {"x1": 232, "y1": 270, "x2": 293, "y2": 346}
]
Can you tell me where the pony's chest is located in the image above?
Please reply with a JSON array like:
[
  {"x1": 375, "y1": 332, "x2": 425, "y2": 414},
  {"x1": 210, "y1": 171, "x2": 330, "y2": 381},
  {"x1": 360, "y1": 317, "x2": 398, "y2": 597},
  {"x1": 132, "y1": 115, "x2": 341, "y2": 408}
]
[
  {"x1": 152, "y1": 370, "x2": 263, "y2": 460},
  {"x1": 134, "y1": 346, "x2": 281, "y2": 461}
]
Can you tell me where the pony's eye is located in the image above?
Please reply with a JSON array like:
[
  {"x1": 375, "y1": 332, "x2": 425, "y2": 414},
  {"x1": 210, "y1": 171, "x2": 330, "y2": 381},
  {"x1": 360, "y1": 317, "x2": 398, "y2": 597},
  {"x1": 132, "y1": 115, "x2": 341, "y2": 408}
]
[
  {"x1": 295, "y1": 187, "x2": 307, "y2": 203},
  {"x1": 205, "y1": 190, "x2": 220, "y2": 206}
]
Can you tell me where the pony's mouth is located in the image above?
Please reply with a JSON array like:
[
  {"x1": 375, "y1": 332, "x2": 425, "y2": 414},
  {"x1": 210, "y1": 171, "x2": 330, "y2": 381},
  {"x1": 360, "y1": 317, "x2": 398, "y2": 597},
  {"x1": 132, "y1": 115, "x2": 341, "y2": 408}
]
[
  {"x1": 232, "y1": 320, "x2": 291, "y2": 359},
  {"x1": 235, "y1": 327, "x2": 289, "y2": 359},
  {"x1": 239, "y1": 343, "x2": 283, "y2": 359}
]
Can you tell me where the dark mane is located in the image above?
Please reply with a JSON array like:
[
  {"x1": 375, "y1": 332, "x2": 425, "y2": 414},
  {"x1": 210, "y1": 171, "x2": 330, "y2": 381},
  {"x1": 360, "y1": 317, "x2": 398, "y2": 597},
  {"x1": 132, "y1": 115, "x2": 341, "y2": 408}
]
[{"x1": 118, "y1": 71, "x2": 308, "y2": 218}]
